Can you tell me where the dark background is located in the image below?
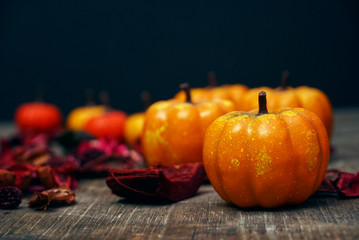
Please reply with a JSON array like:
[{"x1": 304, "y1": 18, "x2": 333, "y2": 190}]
[{"x1": 0, "y1": 1, "x2": 358, "y2": 120}]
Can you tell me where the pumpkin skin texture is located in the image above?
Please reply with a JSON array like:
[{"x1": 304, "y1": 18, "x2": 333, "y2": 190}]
[
  {"x1": 142, "y1": 95, "x2": 235, "y2": 167},
  {"x1": 203, "y1": 92, "x2": 330, "y2": 208},
  {"x1": 66, "y1": 105, "x2": 106, "y2": 131},
  {"x1": 15, "y1": 102, "x2": 62, "y2": 132},
  {"x1": 84, "y1": 111, "x2": 127, "y2": 140}
]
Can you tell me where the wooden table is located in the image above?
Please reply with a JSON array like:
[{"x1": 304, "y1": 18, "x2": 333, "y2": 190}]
[{"x1": 1, "y1": 108, "x2": 359, "y2": 240}]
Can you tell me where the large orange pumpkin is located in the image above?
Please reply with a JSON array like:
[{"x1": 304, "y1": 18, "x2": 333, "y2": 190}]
[
  {"x1": 142, "y1": 83, "x2": 235, "y2": 166},
  {"x1": 239, "y1": 71, "x2": 333, "y2": 137},
  {"x1": 203, "y1": 91, "x2": 330, "y2": 208}
]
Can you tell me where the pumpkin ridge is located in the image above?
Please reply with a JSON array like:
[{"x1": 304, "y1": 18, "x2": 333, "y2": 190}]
[
  {"x1": 246, "y1": 118, "x2": 265, "y2": 206},
  {"x1": 213, "y1": 114, "x2": 239, "y2": 204},
  {"x1": 165, "y1": 103, "x2": 201, "y2": 164},
  {"x1": 294, "y1": 109, "x2": 329, "y2": 195},
  {"x1": 277, "y1": 112, "x2": 299, "y2": 204}
]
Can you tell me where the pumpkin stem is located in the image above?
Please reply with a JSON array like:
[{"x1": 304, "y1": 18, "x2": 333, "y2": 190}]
[
  {"x1": 207, "y1": 71, "x2": 217, "y2": 88},
  {"x1": 99, "y1": 91, "x2": 112, "y2": 112},
  {"x1": 280, "y1": 70, "x2": 290, "y2": 90},
  {"x1": 140, "y1": 91, "x2": 152, "y2": 110},
  {"x1": 84, "y1": 88, "x2": 95, "y2": 106},
  {"x1": 256, "y1": 91, "x2": 268, "y2": 116},
  {"x1": 179, "y1": 83, "x2": 192, "y2": 103}
]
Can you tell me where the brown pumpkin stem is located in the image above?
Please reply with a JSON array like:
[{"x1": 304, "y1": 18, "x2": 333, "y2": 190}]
[
  {"x1": 256, "y1": 91, "x2": 268, "y2": 116},
  {"x1": 140, "y1": 91, "x2": 152, "y2": 110},
  {"x1": 280, "y1": 70, "x2": 290, "y2": 90},
  {"x1": 84, "y1": 88, "x2": 95, "y2": 106},
  {"x1": 99, "y1": 91, "x2": 112, "y2": 111},
  {"x1": 179, "y1": 83, "x2": 192, "y2": 103},
  {"x1": 207, "y1": 71, "x2": 217, "y2": 88}
]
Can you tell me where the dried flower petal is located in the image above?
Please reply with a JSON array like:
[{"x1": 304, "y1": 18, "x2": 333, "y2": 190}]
[
  {"x1": 37, "y1": 166, "x2": 56, "y2": 189},
  {"x1": 78, "y1": 149, "x2": 105, "y2": 165},
  {"x1": 336, "y1": 172, "x2": 359, "y2": 198},
  {"x1": 0, "y1": 186, "x2": 23, "y2": 209},
  {"x1": 106, "y1": 163, "x2": 206, "y2": 202},
  {"x1": 8, "y1": 164, "x2": 34, "y2": 190},
  {"x1": 28, "y1": 186, "x2": 76, "y2": 210},
  {"x1": 107, "y1": 168, "x2": 161, "y2": 199},
  {"x1": 0, "y1": 169, "x2": 16, "y2": 187},
  {"x1": 75, "y1": 137, "x2": 145, "y2": 177},
  {"x1": 52, "y1": 162, "x2": 78, "y2": 189},
  {"x1": 317, "y1": 169, "x2": 359, "y2": 198},
  {"x1": 13, "y1": 143, "x2": 51, "y2": 166},
  {"x1": 317, "y1": 169, "x2": 341, "y2": 194}
]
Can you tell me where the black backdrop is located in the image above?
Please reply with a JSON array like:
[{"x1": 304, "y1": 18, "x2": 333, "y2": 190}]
[{"x1": 1, "y1": 1, "x2": 358, "y2": 120}]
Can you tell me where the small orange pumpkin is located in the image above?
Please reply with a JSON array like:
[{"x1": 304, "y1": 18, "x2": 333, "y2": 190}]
[
  {"x1": 203, "y1": 91, "x2": 330, "y2": 208},
  {"x1": 142, "y1": 83, "x2": 235, "y2": 166},
  {"x1": 174, "y1": 72, "x2": 248, "y2": 109},
  {"x1": 239, "y1": 71, "x2": 333, "y2": 137}
]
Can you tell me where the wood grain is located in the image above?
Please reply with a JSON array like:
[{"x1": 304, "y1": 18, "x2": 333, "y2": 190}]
[{"x1": 0, "y1": 108, "x2": 359, "y2": 240}]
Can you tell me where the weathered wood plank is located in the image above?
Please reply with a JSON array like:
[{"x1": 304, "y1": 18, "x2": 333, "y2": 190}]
[{"x1": 0, "y1": 108, "x2": 359, "y2": 240}]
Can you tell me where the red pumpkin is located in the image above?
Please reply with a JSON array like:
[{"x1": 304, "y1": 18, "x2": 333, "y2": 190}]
[
  {"x1": 15, "y1": 102, "x2": 62, "y2": 132},
  {"x1": 84, "y1": 111, "x2": 127, "y2": 140},
  {"x1": 203, "y1": 91, "x2": 330, "y2": 208}
]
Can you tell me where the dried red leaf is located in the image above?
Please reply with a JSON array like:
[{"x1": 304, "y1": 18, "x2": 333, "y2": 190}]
[
  {"x1": 76, "y1": 137, "x2": 124, "y2": 156},
  {"x1": 52, "y1": 162, "x2": 78, "y2": 189},
  {"x1": 76, "y1": 137, "x2": 145, "y2": 177},
  {"x1": 106, "y1": 163, "x2": 206, "y2": 202},
  {"x1": 13, "y1": 143, "x2": 51, "y2": 166},
  {"x1": 336, "y1": 172, "x2": 359, "y2": 198},
  {"x1": 107, "y1": 168, "x2": 161, "y2": 199},
  {"x1": 317, "y1": 169, "x2": 359, "y2": 198},
  {"x1": 317, "y1": 169, "x2": 341, "y2": 194},
  {"x1": 8, "y1": 164, "x2": 35, "y2": 190},
  {"x1": 12, "y1": 131, "x2": 57, "y2": 147},
  {"x1": 28, "y1": 186, "x2": 76, "y2": 210},
  {"x1": 0, "y1": 140, "x2": 16, "y2": 169},
  {"x1": 37, "y1": 166, "x2": 56, "y2": 189}
]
